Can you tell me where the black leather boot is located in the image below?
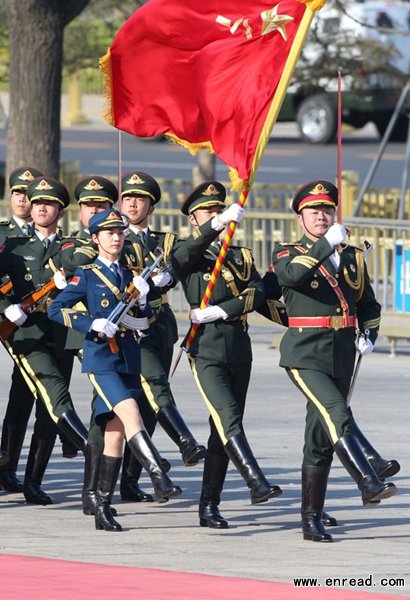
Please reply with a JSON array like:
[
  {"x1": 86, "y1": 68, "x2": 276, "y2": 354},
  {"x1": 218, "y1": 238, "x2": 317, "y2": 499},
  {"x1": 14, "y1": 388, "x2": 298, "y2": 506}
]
[
  {"x1": 334, "y1": 434, "x2": 397, "y2": 505},
  {"x1": 156, "y1": 405, "x2": 206, "y2": 466},
  {"x1": 0, "y1": 451, "x2": 8, "y2": 468},
  {"x1": 23, "y1": 434, "x2": 56, "y2": 505},
  {"x1": 321, "y1": 510, "x2": 338, "y2": 526},
  {"x1": 95, "y1": 455, "x2": 122, "y2": 532},
  {"x1": 58, "y1": 410, "x2": 88, "y2": 454},
  {"x1": 81, "y1": 444, "x2": 117, "y2": 516},
  {"x1": 0, "y1": 420, "x2": 26, "y2": 492},
  {"x1": 120, "y1": 443, "x2": 154, "y2": 502},
  {"x1": 224, "y1": 433, "x2": 282, "y2": 504},
  {"x1": 349, "y1": 412, "x2": 400, "y2": 480},
  {"x1": 301, "y1": 466, "x2": 333, "y2": 542},
  {"x1": 127, "y1": 430, "x2": 182, "y2": 503},
  {"x1": 199, "y1": 453, "x2": 229, "y2": 529},
  {"x1": 59, "y1": 431, "x2": 78, "y2": 459}
]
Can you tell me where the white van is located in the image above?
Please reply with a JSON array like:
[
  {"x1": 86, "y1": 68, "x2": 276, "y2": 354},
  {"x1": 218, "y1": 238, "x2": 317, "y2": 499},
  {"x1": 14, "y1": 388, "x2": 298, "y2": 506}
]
[{"x1": 278, "y1": 0, "x2": 410, "y2": 143}]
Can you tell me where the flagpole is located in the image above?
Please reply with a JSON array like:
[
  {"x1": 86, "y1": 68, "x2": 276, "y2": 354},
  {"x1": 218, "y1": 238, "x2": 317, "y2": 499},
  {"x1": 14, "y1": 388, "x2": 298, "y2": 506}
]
[
  {"x1": 337, "y1": 70, "x2": 342, "y2": 223},
  {"x1": 170, "y1": 2, "x2": 326, "y2": 376}
]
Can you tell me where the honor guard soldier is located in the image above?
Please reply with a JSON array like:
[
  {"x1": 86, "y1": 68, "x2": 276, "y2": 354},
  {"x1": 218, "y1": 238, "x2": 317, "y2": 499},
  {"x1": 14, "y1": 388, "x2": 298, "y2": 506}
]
[
  {"x1": 60, "y1": 176, "x2": 171, "y2": 516},
  {"x1": 171, "y1": 181, "x2": 282, "y2": 529},
  {"x1": 272, "y1": 179, "x2": 397, "y2": 543},
  {"x1": 0, "y1": 176, "x2": 88, "y2": 504},
  {"x1": 49, "y1": 209, "x2": 182, "y2": 531},
  {"x1": 119, "y1": 170, "x2": 206, "y2": 497},
  {"x1": 0, "y1": 166, "x2": 43, "y2": 492}
]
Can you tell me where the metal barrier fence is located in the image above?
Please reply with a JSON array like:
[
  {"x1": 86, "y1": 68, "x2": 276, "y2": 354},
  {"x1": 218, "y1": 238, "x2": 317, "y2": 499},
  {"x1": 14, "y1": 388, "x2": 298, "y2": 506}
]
[{"x1": 2, "y1": 176, "x2": 410, "y2": 318}]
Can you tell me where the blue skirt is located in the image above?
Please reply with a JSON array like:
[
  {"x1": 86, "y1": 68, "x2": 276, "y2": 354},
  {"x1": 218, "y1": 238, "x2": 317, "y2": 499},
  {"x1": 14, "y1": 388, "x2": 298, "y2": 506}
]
[{"x1": 87, "y1": 371, "x2": 142, "y2": 419}]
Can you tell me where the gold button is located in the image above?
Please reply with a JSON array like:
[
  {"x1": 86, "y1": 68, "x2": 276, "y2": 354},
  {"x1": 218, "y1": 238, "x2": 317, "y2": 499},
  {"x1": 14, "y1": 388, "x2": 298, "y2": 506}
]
[
  {"x1": 336, "y1": 308, "x2": 341, "y2": 313},
  {"x1": 298, "y1": 327, "x2": 303, "y2": 333},
  {"x1": 93, "y1": 337, "x2": 98, "y2": 342}
]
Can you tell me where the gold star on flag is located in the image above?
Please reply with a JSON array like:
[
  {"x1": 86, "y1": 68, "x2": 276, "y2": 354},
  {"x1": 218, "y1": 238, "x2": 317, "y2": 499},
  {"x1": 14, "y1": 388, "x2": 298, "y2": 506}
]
[{"x1": 261, "y1": 5, "x2": 294, "y2": 39}]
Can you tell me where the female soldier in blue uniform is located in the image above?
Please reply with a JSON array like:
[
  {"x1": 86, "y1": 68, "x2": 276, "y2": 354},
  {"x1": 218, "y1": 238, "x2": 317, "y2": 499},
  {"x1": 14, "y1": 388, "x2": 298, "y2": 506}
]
[{"x1": 49, "y1": 209, "x2": 181, "y2": 531}]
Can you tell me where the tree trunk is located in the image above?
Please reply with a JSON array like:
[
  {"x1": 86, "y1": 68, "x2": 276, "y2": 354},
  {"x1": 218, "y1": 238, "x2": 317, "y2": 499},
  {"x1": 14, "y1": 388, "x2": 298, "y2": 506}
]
[{"x1": 5, "y1": 0, "x2": 89, "y2": 180}]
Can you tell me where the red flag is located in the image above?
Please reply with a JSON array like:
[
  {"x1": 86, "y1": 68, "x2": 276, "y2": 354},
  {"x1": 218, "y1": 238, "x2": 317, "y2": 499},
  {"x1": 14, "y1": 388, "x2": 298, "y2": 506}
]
[{"x1": 101, "y1": 0, "x2": 326, "y2": 188}]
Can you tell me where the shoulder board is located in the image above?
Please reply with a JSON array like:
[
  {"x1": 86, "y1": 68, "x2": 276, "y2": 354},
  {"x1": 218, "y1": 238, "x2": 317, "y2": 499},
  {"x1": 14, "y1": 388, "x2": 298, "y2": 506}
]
[
  {"x1": 274, "y1": 242, "x2": 298, "y2": 247},
  {"x1": 69, "y1": 230, "x2": 80, "y2": 237},
  {"x1": 80, "y1": 263, "x2": 101, "y2": 270},
  {"x1": 0, "y1": 219, "x2": 11, "y2": 226},
  {"x1": 349, "y1": 244, "x2": 363, "y2": 253}
]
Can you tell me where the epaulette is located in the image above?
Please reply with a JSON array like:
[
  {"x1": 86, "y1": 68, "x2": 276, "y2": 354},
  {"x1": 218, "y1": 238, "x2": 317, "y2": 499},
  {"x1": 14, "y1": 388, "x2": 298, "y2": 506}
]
[
  {"x1": 80, "y1": 263, "x2": 101, "y2": 270},
  {"x1": 274, "y1": 242, "x2": 298, "y2": 248},
  {"x1": 0, "y1": 219, "x2": 10, "y2": 226}
]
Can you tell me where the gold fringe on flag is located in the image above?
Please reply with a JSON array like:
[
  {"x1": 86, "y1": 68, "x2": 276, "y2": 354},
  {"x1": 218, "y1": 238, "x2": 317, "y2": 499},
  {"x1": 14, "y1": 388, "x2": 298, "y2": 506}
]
[
  {"x1": 99, "y1": 48, "x2": 115, "y2": 126},
  {"x1": 297, "y1": 0, "x2": 327, "y2": 11},
  {"x1": 165, "y1": 133, "x2": 214, "y2": 156},
  {"x1": 229, "y1": 168, "x2": 250, "y2": 192}
]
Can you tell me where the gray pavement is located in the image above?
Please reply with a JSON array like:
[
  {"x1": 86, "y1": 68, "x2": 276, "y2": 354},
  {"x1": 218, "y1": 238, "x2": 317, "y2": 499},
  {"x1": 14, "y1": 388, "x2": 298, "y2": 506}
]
[{"x1": 0, "y1": 320, "x2": 409, "y2": 597}]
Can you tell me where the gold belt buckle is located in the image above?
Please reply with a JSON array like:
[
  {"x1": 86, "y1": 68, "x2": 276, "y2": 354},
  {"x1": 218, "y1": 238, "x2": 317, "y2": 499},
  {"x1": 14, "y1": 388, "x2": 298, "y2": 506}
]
[{"x1": 330, "y1": 316, "x2": 343, "y2": 330}]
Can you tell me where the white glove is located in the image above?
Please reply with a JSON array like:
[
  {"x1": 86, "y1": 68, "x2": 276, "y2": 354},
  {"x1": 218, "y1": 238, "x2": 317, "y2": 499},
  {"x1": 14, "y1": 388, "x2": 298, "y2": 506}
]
[
  {"x1": 324, "y1": 224, "x2": 347, "y2": 248},
  {"x1": 151, "y1": 270, "x2": 173, "y2": 288},
  {"x1": 356, "y1": 336, "x2": 374, "y2": 356},
  {"x1": 4, "y1": 304, "x2": 27, "y2": 326},
  {"x1": 191, "y1": 305, "x2": 228, "y2": 324},
  {"x1": 91, "y1": 318, "x2": 118, "y2": 338},
  {"x1": 53, "y1": 271, "x2": 67, "y2": 290},
  {"x1": 132, "y1": 275, "x2": 150, "y2": 308},
  {"x1": 121, "y1": 314, "x2": 149, "y2": 331},
  {"x1": 211, "y1": 203, "x2": 245, "y2": 231}
]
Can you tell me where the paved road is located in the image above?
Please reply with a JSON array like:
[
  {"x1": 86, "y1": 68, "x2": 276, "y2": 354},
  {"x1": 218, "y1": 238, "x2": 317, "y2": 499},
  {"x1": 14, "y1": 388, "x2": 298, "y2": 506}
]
[
  {"x1": 0, "y1": 320, "x2": 409, "y2": 597},
  {"x1": 1, "y1": 92, "x2": 408, "y2": 190}
]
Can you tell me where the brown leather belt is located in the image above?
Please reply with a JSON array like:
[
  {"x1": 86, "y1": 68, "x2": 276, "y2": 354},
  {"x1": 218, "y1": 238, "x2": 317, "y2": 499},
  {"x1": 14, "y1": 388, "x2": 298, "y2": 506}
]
[{"x1": 288, "y1": 316, "x2": 356, "y2": 330}]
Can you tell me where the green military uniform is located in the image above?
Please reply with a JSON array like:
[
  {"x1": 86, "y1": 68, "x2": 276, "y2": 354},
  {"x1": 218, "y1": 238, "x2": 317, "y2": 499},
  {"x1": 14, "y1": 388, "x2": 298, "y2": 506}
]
[
  {"x1": 273, "y1": 235, "x2": 380, "y2": 453},
  {"x1": 120, "y1": 171, "x2": 205, "y2": 479},
  {"x1": 0, "y1": 167, "x2": 43, "y2": 492},
  {"x1": 272, "y1": 179, "x2": 396, "y2": 543},
  {"x1": 0, "y1": 176, "x2": 88, "y2": 505},
  {"x1": 171, "y1": 181, "x2": 282, "y2": 529}
]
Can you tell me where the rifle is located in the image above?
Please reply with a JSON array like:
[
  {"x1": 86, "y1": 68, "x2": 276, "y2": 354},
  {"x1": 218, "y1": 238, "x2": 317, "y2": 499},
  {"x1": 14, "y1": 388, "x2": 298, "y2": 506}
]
[
  {"x1": 105, "y1": 250, "x2": 164, "y2": 353},
  {"x1": 0, "y1": 275, "x2": 57, "y2": 342},
  {"x1": 346, "y1": 240, "x2": 374, "y2": 406}
]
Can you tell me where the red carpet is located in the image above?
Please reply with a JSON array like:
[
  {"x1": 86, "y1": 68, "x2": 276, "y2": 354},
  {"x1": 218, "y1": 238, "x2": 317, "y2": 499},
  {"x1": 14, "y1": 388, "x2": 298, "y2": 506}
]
[{"x1": 0, "y1": 554, "x2": 407, "y2": 600}]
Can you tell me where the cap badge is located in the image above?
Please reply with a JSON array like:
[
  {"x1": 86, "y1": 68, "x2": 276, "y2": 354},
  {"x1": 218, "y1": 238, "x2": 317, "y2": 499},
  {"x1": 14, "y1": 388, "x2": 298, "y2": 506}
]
[
  {"x1": 309, "y1": 183, "x2": 329, "y2": 195},
  {"x1": 35, "y1": 180, "x2": 53, "y2": 191},
  {"x1": 127, "y1": 174, "x2": 145, "y2": 185},
  {"x1": 203, "y1": 184, "x2": 219, "y2": 196},
  {"x1": 19, "y1": 170, "x2": 36, "y2": 182},
  {"x1": 84, "y1": 179, "x2": 104, "y2": 191}
]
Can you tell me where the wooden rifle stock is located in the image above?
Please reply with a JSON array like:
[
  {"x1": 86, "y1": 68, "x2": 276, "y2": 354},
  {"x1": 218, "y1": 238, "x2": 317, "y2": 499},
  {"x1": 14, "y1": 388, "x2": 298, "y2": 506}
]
[
  {"x1": 0, "y1": 276, "x2": 56, "y2": 342},
  {"x1": 106, "y1": 251, "x2": 164, "y2": 353},
  {"x1": 0, "y1": 279, "x2": 13, "y2": 296}
]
